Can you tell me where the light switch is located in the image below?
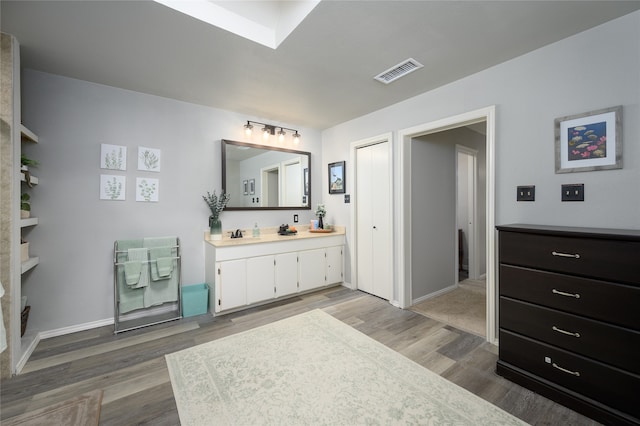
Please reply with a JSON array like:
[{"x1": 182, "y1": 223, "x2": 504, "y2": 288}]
[
  {"x1": 561, "y1": 184, "x2": 584, "y2": 201},
  {"x1": 517, "y1": 185, "x2": 535, "y2": 201}
]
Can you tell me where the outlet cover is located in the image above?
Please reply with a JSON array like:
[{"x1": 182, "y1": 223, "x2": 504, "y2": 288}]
[
  {"x1": 517, "y1": 185, "x2": 535, "y2": 201},
  {"x1": 561, "y1": 183, "x2": 584, "y2": 201},
  {"x1": 293, "y1": 214, "x2": 299, "y2": 223}
]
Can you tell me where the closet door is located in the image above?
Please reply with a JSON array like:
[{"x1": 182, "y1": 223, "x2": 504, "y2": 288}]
[{"x1": 356, "y1": 142, "x2": 392, "y2": 300}]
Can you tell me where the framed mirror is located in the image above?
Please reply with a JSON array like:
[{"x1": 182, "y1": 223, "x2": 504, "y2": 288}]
[{"x1": 222, "y1": 139, "x2": 311, "y2": 210}]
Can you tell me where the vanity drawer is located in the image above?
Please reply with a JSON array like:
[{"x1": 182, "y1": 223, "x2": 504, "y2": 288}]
[
  {"x1": 500, "y1": 297, "x2": 640, "y2": 374},
  {"x1": 499, "y1": 330, "x2": 640, "y2": 420},
  {"x1": 499, "y1": 265, "x2": 640, "y2": 329},
  {"x1": 499, "y1": 231, "x2": 639, "y2": 285}
]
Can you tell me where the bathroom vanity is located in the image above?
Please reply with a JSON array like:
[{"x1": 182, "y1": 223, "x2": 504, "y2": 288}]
[{"x1": 204, "y1": 227, "x2": 345, "y2": 315}]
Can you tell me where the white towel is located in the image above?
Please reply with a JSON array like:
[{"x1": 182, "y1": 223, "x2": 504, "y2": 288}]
[{"x1": 0, "y1": 281, "x2": 7, "y2": 354}]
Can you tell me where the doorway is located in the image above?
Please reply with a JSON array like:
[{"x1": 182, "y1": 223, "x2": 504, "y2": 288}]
[
  {"x1": 397, "y1": 106, "x2": 496, "y2": 342},
  {"x1": 456, "y1": 144, "x2": 478, "y2": 282}
]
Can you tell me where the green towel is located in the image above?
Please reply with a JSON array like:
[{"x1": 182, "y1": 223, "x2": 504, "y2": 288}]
[
  {"x1": 115, "y1": 239, "x2": 145, "y2": 314},
  {"x1": 143, "y1": 236, "x2": 179, "y2": 307},
  {"x1": 126, "y1": 248, "x2": 149, "y2": 289},
  {"x1": 156, "y1": 257, "x2": 173, "y2": 278}
]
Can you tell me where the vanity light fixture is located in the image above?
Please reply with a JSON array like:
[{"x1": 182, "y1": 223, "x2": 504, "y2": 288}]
[{"x1": 243, "y1": 120, "x2": 301, "y2": 143}]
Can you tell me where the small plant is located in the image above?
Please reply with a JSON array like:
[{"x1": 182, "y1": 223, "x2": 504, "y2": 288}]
[
  {"x1": 20, "y1": 193, "x2": 31, "y2": 212},
  {"x1": 315, "y1": 203, "x2": 326, "y2": 218},
  {"x1": 21, "y1": 154, "x2": 39, "y2": 168},
  {"x1": 203, "y1": 190, "x2": 231, "y2": 221}
]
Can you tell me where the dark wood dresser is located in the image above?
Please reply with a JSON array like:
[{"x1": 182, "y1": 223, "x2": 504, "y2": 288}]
[{"x1": 496, "y1": 224, "x2": 640, "y2": 425}]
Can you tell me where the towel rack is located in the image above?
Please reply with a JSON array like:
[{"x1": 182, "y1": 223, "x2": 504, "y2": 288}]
[{"x1": 113, "y1": 237, "x2": 182, "y2": 334}]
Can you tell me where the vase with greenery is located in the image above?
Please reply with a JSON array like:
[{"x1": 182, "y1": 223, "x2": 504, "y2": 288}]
[
  {"x1": 315, "y1": 203, "x2": 326, "y2": 229},
  {"x1": 203, "y1": 190, "x2": 231, "y2": 240},
  {"x1": 20, "y1": 193, "x2": 31, "y2": 219}
]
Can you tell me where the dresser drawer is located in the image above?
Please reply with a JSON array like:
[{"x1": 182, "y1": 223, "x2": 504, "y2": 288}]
[
  {"x1": 499, "y1": 330, "x2": 640, "y2": 419},
  {"x1": 499, "y1": 231, "x2": 639, "y2": 285},
  {"x1": 499, "y1": 265, "x2": 640, "y2": 329},
  {"x1": 500, "y1": 297, "x2": 640, "y2": 374}
]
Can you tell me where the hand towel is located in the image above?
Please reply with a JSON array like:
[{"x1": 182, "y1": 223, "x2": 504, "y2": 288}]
[
  {"x1": 124, "y1": 261, "x2": 142, "y2": 286},
  {"x1": 115, "y1": 240, "x2": 145, "y2": 314},
  {"x1": 156, "y1": 257, "x2": 173, "y2": 278},
  {"x1": 144, "y1": 237, "x2": 177, "y2": 281},
  {"x1": 127, "y1": 248, "x2": 150, "y2": 289}
]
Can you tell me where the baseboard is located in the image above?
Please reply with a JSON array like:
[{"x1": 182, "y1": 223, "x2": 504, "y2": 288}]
[
  {"x1": 15, "y1": 333, "x2": 40, "y2": 374},
  {"x1": 412, "y1": 283, "x2": 458, "y2": 305},
  {"x1": 38, "y1": 303, "x2": 179, "y2": 340}
]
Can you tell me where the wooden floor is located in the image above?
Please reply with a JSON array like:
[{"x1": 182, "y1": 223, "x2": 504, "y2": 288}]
[{"x1": 1, "y1": 287, "x2": 601, "y2": 425}]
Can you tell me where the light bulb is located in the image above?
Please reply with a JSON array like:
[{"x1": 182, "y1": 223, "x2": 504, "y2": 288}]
[
  {"x1": 244, "y1": 122, "x2": 253, "y2": 136},
  {"x1": 278, "y1": 128, "x2": 286, "y2": 142},
  {"x1": 293, "y1": 132, "x2": 300, "y2": 144}
]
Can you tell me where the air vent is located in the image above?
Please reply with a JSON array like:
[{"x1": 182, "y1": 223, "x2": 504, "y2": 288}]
[{"x1": 374, "y1": 58, "x2": 424, "y2": 84}]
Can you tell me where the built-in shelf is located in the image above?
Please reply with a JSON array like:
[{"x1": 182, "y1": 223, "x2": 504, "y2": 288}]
[
  {"x1": 20, "y1": 217, "x2": 39, "y2": 227},
  {"x1": 21, "y1": 256, "x2": 39, "y2": 274},
  {"x1": 20, "y1": 124, "x2": 39, "y2": 143},
  {"x1": 19, "y1": 173, "x2": 38, "y2": 185}
]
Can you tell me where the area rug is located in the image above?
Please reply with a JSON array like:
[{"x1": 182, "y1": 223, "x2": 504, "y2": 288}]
[
  {"x1": 166, "y1": 309, "x2": 524, "y2": 425},
  {"x1": 411, "y1": 279, "x2": 486, "y2": 337},
  {"x1": 3, "y1": 389, "x2": 103, "y2": 426}
]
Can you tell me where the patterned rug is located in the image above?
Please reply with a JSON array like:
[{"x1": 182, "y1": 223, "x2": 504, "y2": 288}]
[
  {"x1": 166, "y1": 309, "x2": 524, "y2": 425},
  {"x1": 3, "y1": 390, "x2": 102, "y2": 426}
]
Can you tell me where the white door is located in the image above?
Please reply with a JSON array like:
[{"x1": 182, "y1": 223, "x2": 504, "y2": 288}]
[
  {"x1": 216, "y1": 259, "x2": 246, "y2": 312},
  {"x1": 275, "y1": 252, "x2": 298, "y2": 297},
  {"x1": 298, "y1": 249, "x2": 325, "y2": 292},
  {"x1": 326, "y1": 246, "x2": 343, "y2": 285},
  {"x1": 246, "y1": 256, "x2": 275, "y2": 304},
  {"x1": 356, "y1": 142, "x2": 392, "y2": 300},
  {"x1": 283, "y1": 159, "x2": 302, "y2": 207}
]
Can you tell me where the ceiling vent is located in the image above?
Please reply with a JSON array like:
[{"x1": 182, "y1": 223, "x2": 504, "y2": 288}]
[{"x1": 374, "y1": 58, "x2": 424, "y2": 84}]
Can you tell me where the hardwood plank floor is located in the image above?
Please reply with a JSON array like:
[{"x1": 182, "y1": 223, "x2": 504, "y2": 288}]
[{"x1": 0, "y1": 287, "x2": 601, "y2": 425}]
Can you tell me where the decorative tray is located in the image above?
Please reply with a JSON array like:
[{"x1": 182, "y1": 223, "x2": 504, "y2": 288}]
[{"x1": 309, "y1": 229, "x2": 334, "y2": 233}]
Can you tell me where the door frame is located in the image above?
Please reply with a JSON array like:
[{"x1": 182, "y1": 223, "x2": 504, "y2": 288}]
[
  {"x1": 349, "y1": 133, "x2": 393, "y2": 299},
  {"x1": 455, "y1": 144, "x2": 479, "y2": 281},
  {"x1": 397, "y1": 106, "x2": 496, "y2": 343}
]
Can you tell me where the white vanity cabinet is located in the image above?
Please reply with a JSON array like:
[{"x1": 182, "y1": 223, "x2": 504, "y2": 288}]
[{"x1": 205, "y1": 232, "x2": 344, "y2": 315}]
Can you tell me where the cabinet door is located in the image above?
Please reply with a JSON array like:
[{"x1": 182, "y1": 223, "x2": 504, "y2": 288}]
[
  {"x1": 216, "y1": 259, "x2": 246, "y2": 312},
  {"x1": 275, "y1": 252, "x2": 298, "y2": 297},
  {"x1": 326, "y1": 246, "x2": 343, "y2": 285},
  {"x1": 298, "y1": 249, "x2": 326, "y2": 292},
  {"x1": 246, "y1": 255, "x2": 275, "y2": 305}
]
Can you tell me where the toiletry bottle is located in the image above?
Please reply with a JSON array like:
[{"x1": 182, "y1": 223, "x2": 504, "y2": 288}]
[{"x1": 253, "y1": 222, "x2": 260, "y2": 238}]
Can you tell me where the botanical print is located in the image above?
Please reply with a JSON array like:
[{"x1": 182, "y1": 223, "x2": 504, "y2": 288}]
[
  {"x1": 101, "y1": 144, "x2": 127, "y2": 171},
  {"x1": 138, "y1": 146, "x2": 161, "y2": 172},
  {"x1": 136, "y1": 177, "x2": 159, "y2": 202},
  {"x1": 567, "y1": 121, "x2": 606, "y2": 161},
  {"x1": 100, "y1": 175, "x2": 126, "y2": 200}
]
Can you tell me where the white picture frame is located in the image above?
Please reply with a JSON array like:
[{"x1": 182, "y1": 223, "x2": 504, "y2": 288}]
[
  {"x1": 100, "y1": 144, "x2": 127, "y2": 171},
  {"x1": 136, "y1": 177, "x2": 159, "y2": 202},
  {"x1": 100, "y1": 175, "x2": 126, "y2": 200},
  {"x1": 138, "y1": 146, "x2": 161, "y2": 172}
]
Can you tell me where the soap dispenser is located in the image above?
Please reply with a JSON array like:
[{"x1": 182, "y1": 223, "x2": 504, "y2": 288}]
[{"x1": 252, "y1": 222, "x2": 260, "y2": 238}]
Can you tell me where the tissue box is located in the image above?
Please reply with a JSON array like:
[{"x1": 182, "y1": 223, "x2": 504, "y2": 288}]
[
  {"x1": 181, "y1": 283, "x2": 209, "y2": 317},
  {"x1": 20, "y1": 242, "x2": 29, "y2": 262}
]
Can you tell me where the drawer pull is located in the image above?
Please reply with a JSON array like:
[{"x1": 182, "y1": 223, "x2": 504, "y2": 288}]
[
  {"x1": 552, "y1": 325, "x2": 581, "y2": 338},
  {"x1": 552, "y1": 289, "x2": 580, "y2": 299},
  {"x1": 552, "y1": 362, "x2": 581, "y2": 377},
  {"x1": 551, "y1": 251, "x2": 580, "y2": 259}
]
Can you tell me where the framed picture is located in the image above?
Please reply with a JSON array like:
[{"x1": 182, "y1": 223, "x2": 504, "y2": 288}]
[
  {"x1": 137, "y1": 146, "x2": 161, "y2": 172},
  {"x1": 328, "y1": 161, "x2": 345, "y2": 194},
  {"x1": 303, "y1": 168, "x2": 309, "y2": 195},
  {"x1": 100, "y1": 144, "x2": 127, "y2": 171},
  {"x1": 249, "y1": 179, "x2": 255, "y2": 195},
  {"x1": 555, "y1": 106, "x2": 622, "y2": 173},
  {"x1": 100, "y1": 174, "x2": 126, "y2": 200},
  {"x1": 243, "y1": 180, "x2": 248, "y2": 195},
  {"x1": 136, "y1": 177, "x2": 159, "y2": 202}
]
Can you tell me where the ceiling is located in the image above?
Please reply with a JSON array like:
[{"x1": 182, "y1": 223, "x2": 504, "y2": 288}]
[{"x1": 2, "y1": 1, "x2": 639, "y2": 130}]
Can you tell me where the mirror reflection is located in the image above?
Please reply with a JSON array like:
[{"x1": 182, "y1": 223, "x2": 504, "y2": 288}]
[{"x1": 222, "y1": 139, "x2": 311, "y2": 210}]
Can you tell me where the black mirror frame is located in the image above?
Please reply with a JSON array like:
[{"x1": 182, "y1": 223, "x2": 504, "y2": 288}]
[{"x1": 221, "y1": 139, "x2": 311, "y2": 211}]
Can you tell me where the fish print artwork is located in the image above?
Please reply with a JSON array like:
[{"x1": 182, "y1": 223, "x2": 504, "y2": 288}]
[{"x1": 567, "y1": 121, "x2": 607, "y2": 161}]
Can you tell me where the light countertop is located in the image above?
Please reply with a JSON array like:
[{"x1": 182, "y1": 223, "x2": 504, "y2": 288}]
[{"x1": 205, "y1": 225, "x2": 345, "y2": 247}]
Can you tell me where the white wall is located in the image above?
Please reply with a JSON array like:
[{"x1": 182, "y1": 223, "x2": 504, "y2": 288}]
[
  {"x1": 322, "y1": 12, "x2": 639, "y2": 293},
  {"x1": 21, "y1": 70, "x2": 321, "y2": 333}
]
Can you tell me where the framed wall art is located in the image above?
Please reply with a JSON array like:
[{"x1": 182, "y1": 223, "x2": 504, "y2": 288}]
[
  {"x1": 100, "y1": 144, "x2": 127, "y2": 171},
  {"x1": 249, "y1": 179, "x2": 255, "y2": 195},
  {"x1": 243, "y1": 180, "x2": 248, "y2": 195},
  {"x1": 328, "y1": 161, "x2": 345, "y2": 194},
  {"x1": 138, "y1": 146, "x2": 161, "y2": 172},
  {"x1": 555, "y1": 106, "x2": 622, "y2": 173}
]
